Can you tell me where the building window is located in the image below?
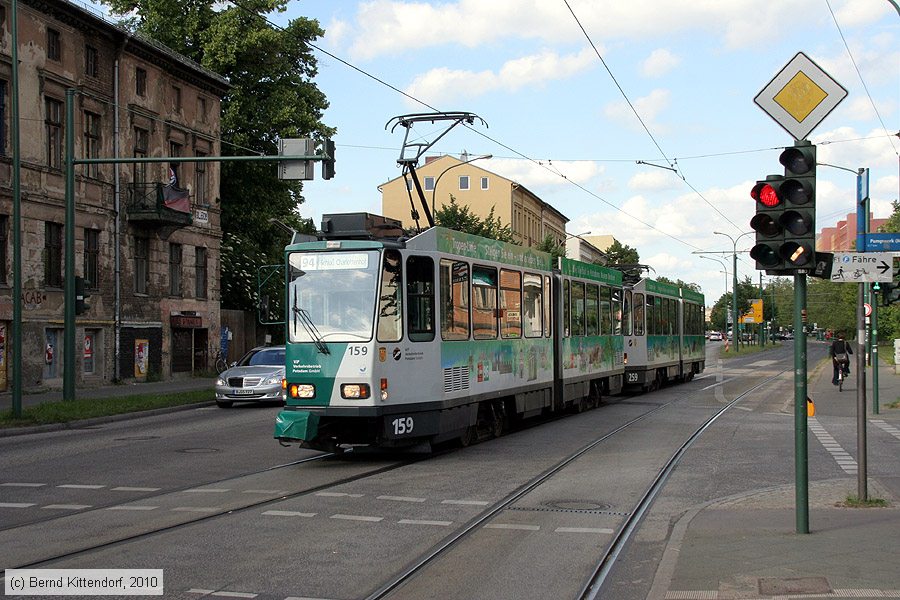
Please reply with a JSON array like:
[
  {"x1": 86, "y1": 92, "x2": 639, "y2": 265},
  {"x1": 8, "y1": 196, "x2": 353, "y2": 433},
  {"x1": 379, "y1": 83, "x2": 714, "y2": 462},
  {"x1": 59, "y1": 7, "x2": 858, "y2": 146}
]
[
  {"x1": 84, "y1": 228, "x2": 100, "y2": 290},
  {"x1": 405, "y1": 178, "x2": 413, "y2": 191},
  {"x1": 85, "y1": 45, "x2": 99, "y2": 77},
  {"x1": 169, "y1": 243, "x2": 183, "y2": 296},
  {"x1": 47, "y1": 28, "x2": 61, "y2": 61},
  {"x1": 0, "y1": 214, "x2": 7, "y2": 285},
  {"x1": 83, "y1": 112, "x2": 101, "y2": 179},
  {"x1": 46, "y1": 98, "x2": 63, "y2": 169},
  {"x1": 195, "y1": 247, "x2": 208, "y2": 299},
  {"x1": 0, "y1": 79, "x2": 6, "y2": 157},
  {"x1": 135, "y1": 67, "x2": 147, "y2": 97},
  {"x1": 172, "y1": 85, "x2": 181, "y2": 111},
  {"x1": 169, "y1": 141, "x2": 183, "y2": 185},
  {"x1": 459, "y1": 175, "x2": 469, "y2": 191},
  {"x1": 44, "y1": 222, "x2": 63, "y2": 288},
  {"x1": 424, "y1": 176, "x2": 435, "y2": 191},
  {"x1": 134, "y1": 127, "x2": 148, "y2": 185},
  {"x1": 197, "y1": 97, "x2": 207, "y2": 123},
  {"x1": 481, "y1": 176, "x2": 489, "y2": 190},
  {"x1": 134, "y1": 236, "x2": 149, "y2": 295},
  {"x1": 194, "y1": 152, "x2": 207, "y2": 205}
]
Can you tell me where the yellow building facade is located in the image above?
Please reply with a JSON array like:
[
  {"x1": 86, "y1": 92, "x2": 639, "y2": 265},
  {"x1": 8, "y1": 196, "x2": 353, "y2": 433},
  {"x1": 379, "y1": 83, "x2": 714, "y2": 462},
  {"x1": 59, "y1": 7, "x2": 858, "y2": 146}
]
[{"x1": 379, "y1": 155, "x2": 568, "y2": 249}]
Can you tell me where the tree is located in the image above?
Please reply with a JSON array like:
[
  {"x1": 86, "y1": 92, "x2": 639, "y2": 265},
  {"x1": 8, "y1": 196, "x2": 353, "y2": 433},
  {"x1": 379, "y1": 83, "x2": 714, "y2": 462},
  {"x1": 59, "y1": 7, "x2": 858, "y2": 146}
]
[
  {"x1": 434, "y1": 196, "x2": 516, "y2": 243},
  {"x1": 604, "y1": 239, "x2": 640, "y2": 267},
  {"x1": 535, "y1": 234, "x2": 566, "y2": 262},
  {"x1": 101, "y1": 0, "x2": 333, "y2": 311},
  {"x1": 656, "y1": 276, "x2": 701, "y2": 293}
]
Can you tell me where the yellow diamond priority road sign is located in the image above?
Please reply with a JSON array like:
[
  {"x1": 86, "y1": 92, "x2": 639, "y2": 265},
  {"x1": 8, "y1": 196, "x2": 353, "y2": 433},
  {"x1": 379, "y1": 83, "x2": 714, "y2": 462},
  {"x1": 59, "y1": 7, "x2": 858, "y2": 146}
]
[{"x1": 754, "y1": 52, "x2": 847, "y2": 141}]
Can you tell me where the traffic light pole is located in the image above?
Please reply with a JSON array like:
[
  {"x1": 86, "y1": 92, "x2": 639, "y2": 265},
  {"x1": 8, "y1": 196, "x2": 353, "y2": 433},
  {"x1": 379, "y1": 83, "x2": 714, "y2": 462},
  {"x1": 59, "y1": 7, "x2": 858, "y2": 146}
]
[
  {"x1": 794, "y1": 273, "x2": 809, "y2": 534},
  {"x1": 857, "y1": 283, "x2": 868, "y2": 502}
]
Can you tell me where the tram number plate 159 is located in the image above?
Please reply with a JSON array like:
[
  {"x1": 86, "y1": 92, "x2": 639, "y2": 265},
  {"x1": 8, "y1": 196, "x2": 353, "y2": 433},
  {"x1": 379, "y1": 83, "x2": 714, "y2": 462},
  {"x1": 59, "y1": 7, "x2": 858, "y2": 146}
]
[{"x1": 391, "y1": 417, "x2": 414, "y2": 436}]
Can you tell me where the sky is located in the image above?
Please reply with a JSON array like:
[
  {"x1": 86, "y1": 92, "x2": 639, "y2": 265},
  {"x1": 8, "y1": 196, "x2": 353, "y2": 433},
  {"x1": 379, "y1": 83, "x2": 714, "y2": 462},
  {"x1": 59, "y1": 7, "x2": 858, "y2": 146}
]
[{"x1": 98, "y1": 0, "x2": 900, "y2": 304}]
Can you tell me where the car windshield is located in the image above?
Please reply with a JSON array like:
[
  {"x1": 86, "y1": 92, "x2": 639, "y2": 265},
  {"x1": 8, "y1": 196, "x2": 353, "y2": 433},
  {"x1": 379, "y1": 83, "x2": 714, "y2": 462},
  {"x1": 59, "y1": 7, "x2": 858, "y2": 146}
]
[
  {"x1": 287, "y1": 250, "x2": 381, "y2": 343},
  {"x1": 240, "y1": 347, "x2": 285, "y2": 367}
]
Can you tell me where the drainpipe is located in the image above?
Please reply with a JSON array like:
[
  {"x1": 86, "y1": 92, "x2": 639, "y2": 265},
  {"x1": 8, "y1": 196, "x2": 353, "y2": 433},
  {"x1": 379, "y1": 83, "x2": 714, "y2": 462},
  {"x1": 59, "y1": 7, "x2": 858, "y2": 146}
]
[{"x1": 113, "y1": 50, "x2": 123, "y2": 381}]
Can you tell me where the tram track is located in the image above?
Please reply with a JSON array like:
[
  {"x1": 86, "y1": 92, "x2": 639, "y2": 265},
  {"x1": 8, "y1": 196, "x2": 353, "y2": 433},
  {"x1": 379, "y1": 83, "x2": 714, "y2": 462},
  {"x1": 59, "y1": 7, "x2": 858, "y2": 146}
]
[{"x1": 365, "y1": 366, "x2": 790, "y2": 600}]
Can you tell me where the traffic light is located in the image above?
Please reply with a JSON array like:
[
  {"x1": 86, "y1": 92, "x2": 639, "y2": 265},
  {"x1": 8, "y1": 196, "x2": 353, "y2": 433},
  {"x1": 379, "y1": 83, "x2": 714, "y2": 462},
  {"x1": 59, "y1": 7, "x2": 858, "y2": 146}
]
[
  {"x1": 881, "y1": 282, "x2": 900, "y2": 306},
  {"x1": 749, "y1": 142, "x2": 816, "y2": 274},
  {"x1": 75, "y1": 276, "x2": 91, "y2": 315},
  {"x1": 322, "y1": 139, "x2": 335, "y2": 180}
]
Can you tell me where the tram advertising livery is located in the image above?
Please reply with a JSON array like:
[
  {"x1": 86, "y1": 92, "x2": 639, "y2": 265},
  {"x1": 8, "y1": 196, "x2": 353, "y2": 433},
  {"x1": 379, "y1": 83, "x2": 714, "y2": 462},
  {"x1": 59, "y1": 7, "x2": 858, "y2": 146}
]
[{"x1": 274, "y1": 213, "x2": 705, "y2": 452}]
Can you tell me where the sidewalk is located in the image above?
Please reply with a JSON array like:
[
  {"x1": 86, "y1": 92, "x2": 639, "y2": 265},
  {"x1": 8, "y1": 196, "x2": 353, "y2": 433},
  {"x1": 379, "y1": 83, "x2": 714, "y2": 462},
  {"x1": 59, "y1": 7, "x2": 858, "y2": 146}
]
[
  {"x1": 0, "y1": 375, "x2": 216, "y2": 414},
  {"x1": 649, "y1": 355, "x2": 900, "y2": 600}
]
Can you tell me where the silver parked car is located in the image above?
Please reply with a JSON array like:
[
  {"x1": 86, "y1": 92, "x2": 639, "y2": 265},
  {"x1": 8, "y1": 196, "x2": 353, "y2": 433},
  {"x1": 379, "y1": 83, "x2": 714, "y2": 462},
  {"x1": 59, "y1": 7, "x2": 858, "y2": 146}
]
[{"x1": 215, "y1": 345, "x2": 286, "y2": 408}]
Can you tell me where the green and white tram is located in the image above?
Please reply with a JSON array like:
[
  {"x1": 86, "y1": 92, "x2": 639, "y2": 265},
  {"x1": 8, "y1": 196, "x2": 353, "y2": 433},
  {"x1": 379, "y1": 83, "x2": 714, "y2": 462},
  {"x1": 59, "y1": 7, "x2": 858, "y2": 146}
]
[
  {"x1": 623, "y1": 279, "x2": 705, "y2": 391},
  {"x1": 274, "y1": 216, "x2": 559, "y2": 451}
]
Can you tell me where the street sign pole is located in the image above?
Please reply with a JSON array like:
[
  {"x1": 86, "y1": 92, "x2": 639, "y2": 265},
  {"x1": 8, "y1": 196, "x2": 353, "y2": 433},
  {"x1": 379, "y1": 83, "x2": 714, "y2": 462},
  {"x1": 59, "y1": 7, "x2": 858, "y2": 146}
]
[
  {"x1": 857, "y1": 283, "x2": 868, "y2": 502},
  {"x1": 794, "y1": 273, "x2": 809, "y2": 534}
]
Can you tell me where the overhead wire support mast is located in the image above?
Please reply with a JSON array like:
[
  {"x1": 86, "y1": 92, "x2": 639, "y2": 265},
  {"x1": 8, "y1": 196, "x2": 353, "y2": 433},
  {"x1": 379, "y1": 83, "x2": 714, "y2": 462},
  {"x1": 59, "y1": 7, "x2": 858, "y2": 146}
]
[{"x1": 386, "y1": 112, "x2": 488, "y2": 229}]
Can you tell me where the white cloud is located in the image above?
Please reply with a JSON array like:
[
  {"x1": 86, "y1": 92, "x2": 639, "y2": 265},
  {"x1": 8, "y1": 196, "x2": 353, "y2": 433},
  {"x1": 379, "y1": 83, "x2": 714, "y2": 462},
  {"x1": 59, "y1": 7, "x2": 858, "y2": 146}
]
[
  {"x1": 629, "y1": 169, "x2": 681, "y2": 192},
  {"x1": 814, "y1": 127, "x2": 899, "y2": 170},
  {"x1": 486, "y1": 158, "x2": 601, "y2": 188},
  {"x1": 404, "y1": 48, "x2": 596, "y2": 105},
  {"x1": 641, "y1": 49, "x2": 680, "y2": 78},
  {"x1": 603, "y1": 89, "x2": 671, "y2": 133}
]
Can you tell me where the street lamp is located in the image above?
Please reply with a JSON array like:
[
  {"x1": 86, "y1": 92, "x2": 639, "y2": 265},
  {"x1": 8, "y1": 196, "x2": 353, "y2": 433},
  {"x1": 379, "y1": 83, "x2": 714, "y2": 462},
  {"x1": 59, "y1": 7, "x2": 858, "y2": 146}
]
[
  {"x1": 431, "y1": 154, "x2": 492, "y2": 218},
  {"x1": 698, "y1": 255, "x2": 729, "y2": 325},
  {"x1": 558, "y1": 230, "x2": 592, "y2": 258},
  {"x1": 714, "y1": 230, "x2": 753, "y2": 349}
]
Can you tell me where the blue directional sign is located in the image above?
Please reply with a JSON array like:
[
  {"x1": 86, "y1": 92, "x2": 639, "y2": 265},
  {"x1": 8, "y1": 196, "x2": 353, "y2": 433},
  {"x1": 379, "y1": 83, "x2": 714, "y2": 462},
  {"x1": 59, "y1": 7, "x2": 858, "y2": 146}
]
[{"x1": 863, "y1": 233, "x2": 900, "y2": 252}]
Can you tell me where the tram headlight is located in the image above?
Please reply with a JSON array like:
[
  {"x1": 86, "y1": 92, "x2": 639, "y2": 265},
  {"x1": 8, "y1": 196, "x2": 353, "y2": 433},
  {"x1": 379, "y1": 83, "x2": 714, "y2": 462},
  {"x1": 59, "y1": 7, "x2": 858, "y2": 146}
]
[
  {"x1": 290, "y1": 384, "x2": 315, "y2": 399},
  {"x1": 341, "y1": 384, "x2": 371, "y2": 399}
]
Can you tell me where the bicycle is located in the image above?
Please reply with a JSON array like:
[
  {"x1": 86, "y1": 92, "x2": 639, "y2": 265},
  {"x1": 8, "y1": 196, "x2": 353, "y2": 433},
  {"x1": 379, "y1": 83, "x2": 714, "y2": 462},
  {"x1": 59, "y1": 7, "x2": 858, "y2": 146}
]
[
  {"x1": 836, "y1": 358, "x2": 850, "y2": 392},
  {"x1": 214, "y1": 349, "x2": 229, "y2": 374}
]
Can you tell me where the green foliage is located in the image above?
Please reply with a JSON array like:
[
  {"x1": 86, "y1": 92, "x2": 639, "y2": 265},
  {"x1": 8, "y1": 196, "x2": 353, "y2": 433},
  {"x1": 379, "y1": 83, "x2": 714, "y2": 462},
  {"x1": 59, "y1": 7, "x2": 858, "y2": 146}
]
[
  {"x1": 535, "y1": 234, "x2": 566, "y2": 262},
  {"x1": 656, "y1": 276, "x2": 701, "y2": 293},
  {"x1": 100, "y1": 0, "x2": 332, "y2": 310},
  {"x1": 604, "y1": 239, "x2": 640, "y2": 267},
  {"x1": 708, "y1": 276, "x2": 756, "y2": 332},
  {"x1": 434, "y1": 196, "x2": 516, "y2": 243}
]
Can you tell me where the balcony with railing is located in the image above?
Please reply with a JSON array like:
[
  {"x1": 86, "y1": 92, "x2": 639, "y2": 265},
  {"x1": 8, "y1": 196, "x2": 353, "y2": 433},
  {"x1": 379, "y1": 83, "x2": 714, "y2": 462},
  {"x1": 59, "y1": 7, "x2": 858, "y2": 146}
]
[{"x1": 126, "y1": 183, "x2": 193, "y2": 226}]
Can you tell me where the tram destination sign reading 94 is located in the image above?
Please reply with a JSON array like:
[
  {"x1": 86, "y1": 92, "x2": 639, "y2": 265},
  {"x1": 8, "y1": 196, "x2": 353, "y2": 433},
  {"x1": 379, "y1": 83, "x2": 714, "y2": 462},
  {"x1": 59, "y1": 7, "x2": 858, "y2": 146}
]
[{"x1": 829, "y1": 252, "x2": 893, "y2": 283}]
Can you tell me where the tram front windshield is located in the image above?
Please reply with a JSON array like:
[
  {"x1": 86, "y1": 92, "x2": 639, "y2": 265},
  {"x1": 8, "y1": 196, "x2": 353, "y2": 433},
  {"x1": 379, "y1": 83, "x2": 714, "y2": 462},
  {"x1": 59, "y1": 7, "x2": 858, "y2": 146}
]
[{"x1": 288, "y1": 251, "x2": 379, "y2": 342}]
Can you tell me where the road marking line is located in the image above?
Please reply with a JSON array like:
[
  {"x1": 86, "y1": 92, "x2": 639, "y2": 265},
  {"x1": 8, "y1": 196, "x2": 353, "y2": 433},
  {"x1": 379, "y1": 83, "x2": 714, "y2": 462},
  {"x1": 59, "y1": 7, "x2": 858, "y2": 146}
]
[
  {"x1": 58, "y1": 484, "x2": 105, "y2": 489},
  {"x1": 398, "y1": 519, "x2": 452, "y2": 526},
  {"x1": 42, "y1": 504, "x2": 91, "y2": 510},
  {"x1": 809, "y1": 417, "x2": 857, "y2": 474},
  {"x1": 554, "y1": 527, "x2": 614, "y2": 534},
  {"x1": 331, "y1": 514, "x2": 383, "y2": 522},
  {"x1": 441, "y1": 499, "x2": 489, "y2": 506},
  {"x1": 1, "y1": 482, "x2": 46, "y2": 487},
  {"x1": 172, "y1": 507, "x2": 220, "y2": 513},
  {"x1": 243, "y1": 490, "x2": 287, "y2": 495},
  {"x1": 316, "y1": 492, "x2": 364, "y2": 498},
  {"x1": 872, "y1": 419, "x2": 900, "y2": 440},
  {"x1": 262, "y1": 510, "x2": 316, "y2": 517},
  {"x1": 106, "y1": 505, "x2": 158, "y2": 511},
  {"x1": 183, "y1": 488, "x2": 230, "y2": 493},
  {"x1": 484, "y1": 523, "x2": 540, "y2": 531},
  {"x1": 701, "y1": 378, "x2": 733, "y2": 391},
  {"x1": 0, "y1": 502, "x2": 36, "y2": 508},
  {"x1": 111, "y1": 487, "x2": 161, "y2": 492},
  {"x1": 377, "y1": 495, "x2": 426, "y2": 503},
  {"x1": 664, "y1": 592, "x2": 718, "y2": 599}
]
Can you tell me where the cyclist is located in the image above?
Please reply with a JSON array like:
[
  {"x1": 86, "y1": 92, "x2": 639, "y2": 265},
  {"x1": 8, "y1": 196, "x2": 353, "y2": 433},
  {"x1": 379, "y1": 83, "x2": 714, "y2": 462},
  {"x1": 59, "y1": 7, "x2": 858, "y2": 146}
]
[{"x1": 829, "y1": 332, "x2": 853, "y2": 386}]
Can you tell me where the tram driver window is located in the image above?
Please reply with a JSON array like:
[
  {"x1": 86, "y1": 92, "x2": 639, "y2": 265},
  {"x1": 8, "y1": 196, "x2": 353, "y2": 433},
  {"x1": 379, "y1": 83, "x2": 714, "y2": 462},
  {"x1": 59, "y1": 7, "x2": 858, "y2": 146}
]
[
  {"x1": 472, "y1": 266, "x2": 498, "y2": 339},
  {"x1": 633, "y1": 293, "x2": 645, "y2": 336},
  {"x1": 377, "y1": 249, "x2": 403, "y2": 342},
  {"x1": 440, "y1": 260, "x2": 470, "y2": 340},
  {"x1": 407, "y1": 255, "x2": 435, "y2": 342}
]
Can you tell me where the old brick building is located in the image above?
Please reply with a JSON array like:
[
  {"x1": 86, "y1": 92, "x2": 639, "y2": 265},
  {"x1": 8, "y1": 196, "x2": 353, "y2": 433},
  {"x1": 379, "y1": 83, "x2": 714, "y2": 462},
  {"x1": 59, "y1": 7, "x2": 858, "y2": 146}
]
[{"x1": 0, "y1": 0, "x2": 228, "y2": 391}]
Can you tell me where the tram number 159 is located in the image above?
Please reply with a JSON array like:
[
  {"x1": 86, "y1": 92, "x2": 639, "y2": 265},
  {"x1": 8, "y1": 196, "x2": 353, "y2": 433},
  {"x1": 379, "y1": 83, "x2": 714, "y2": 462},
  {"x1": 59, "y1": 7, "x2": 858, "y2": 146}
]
[{"x1": 391, "y1": 417, "x2": 414, "y2": 436}]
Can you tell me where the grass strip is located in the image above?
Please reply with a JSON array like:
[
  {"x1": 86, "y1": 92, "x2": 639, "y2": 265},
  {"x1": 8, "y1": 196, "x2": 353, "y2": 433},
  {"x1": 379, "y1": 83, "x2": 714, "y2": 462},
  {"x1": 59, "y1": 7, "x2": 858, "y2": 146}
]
[{"x1": 0, "y1": 390, "x2": 210, "y2": 428}]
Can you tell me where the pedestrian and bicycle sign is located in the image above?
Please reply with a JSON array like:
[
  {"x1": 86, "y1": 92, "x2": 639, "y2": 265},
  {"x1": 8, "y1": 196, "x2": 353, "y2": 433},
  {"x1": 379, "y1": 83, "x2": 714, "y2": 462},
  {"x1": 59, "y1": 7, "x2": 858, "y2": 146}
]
[{"x1": 829, "y1": 252, "x2": 893, "y2": 283}]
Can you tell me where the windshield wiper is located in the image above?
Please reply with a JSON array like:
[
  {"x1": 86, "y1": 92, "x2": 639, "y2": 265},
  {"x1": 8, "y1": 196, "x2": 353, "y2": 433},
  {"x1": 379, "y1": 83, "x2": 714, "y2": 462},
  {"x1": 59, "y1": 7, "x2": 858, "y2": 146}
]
[{"x1": 292, "y1": 297, "x2": 330, "y2": 355}]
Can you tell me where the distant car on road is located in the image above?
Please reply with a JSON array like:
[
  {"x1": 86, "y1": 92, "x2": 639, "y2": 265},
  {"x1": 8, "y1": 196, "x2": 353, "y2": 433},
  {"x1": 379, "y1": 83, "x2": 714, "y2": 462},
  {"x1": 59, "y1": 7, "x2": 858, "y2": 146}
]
[
  {"x1": 215, "y1": 345, "x2": 286, "y2": 408},
  {"x1": 708, "y1": 332, "x2": 723, "y2": 341}
]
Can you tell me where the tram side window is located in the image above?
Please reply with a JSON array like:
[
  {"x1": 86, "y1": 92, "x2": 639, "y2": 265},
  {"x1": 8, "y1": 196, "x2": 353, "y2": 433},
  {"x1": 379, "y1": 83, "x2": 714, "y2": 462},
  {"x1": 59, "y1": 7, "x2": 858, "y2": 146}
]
[
  {"x1": 563, "y1": 279, "x2": 570, "y2": 337},
  {"x1": 601, "y1": 287, "x2": 612, "y2": 336},
  {"x1": 472, "y1": 266, "x2": 498, "y2": 339},
  {"x1": 621, "y1": 290, "x2": 631, "y2": 336},
  {"x1": 440, "y1": 259, "x2": 470, "y2": 340},
  {"x1": 668, "y1": 298, "x2": 676, "y2": 335},
  {"x1": 633, "y1": 293, "x2": 645, "y2": 335},
  {"x1": 377, "y1": 249, "x2": 403, "y2": 342},
  {"x1": 406, "y1": 256, "x2": 435, "y2": 342},
  {"x1": 500, "y1": 269, "x2": 522, "y2": 339},
  {"x1": 544, "y1": 275, "x2": 552, "y2": 338},
  {"x1": 586, "y1": 283, "x2": 599, "y2": 336},
  {"x1": 646, "y1": 295, "x2": 656, "y2": 335},
  {"x1": 524, "y1": 273, "x2": 542, "y2": 338},
  {"x1": 571, "y1": 281, "x2": 585, "y2": 336}
]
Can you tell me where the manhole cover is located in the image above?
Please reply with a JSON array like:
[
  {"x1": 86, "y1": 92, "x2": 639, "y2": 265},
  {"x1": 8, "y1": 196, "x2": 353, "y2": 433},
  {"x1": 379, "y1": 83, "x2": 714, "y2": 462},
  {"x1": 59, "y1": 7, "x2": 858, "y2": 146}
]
[
  {"x1": 114, "y1": 436, "x2": 161, "y2": 441},
  {"x1": 177, "y1": 448, "x2": 221, "y2": 454},
  {"x1": 546, "y1": 500, "x2": 611, "y2": 511},
  {"x1": 759, "y1": 577, "x2": 831, "y2": 595}
]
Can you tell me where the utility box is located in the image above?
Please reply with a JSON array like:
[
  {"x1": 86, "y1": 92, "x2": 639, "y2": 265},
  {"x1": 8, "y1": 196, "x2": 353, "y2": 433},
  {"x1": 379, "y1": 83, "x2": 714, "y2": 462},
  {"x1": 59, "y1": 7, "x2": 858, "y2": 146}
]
[{"x1": 894, "y1": 339, "x2": 900, "y2": 374}]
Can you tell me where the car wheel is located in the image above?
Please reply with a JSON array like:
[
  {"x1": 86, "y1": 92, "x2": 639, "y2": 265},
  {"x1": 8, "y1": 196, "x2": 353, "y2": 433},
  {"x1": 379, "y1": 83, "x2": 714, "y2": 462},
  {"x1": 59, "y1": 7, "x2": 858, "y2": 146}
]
[{"x1": 216, "y1": 400, "x2": 234, "y2": 408}]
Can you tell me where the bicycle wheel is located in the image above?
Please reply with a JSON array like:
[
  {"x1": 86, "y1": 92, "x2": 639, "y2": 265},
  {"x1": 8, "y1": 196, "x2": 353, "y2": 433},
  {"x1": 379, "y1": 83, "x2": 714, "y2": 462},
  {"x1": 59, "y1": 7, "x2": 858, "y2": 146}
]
[
  {"x1": 838, "y1": 370, "x2": 843, "y2": 392},
  {"x1": 215, "y1": 356, "x2": 227, "y2": 373}
]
